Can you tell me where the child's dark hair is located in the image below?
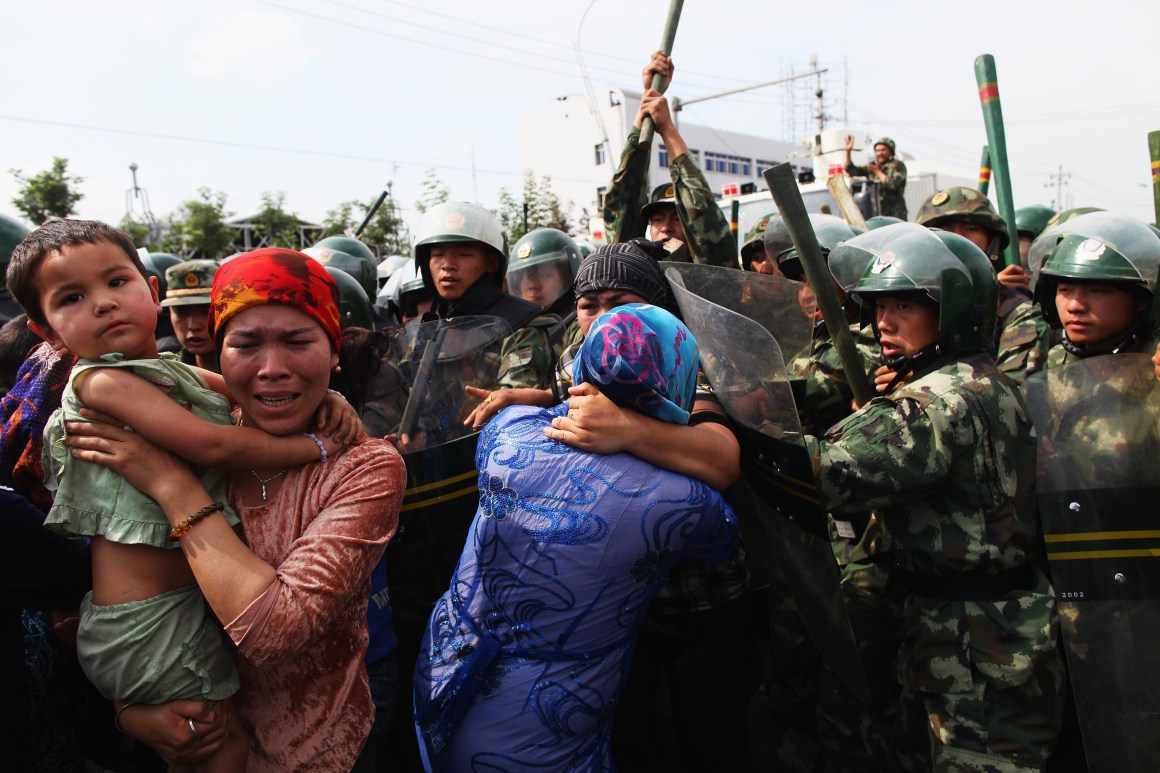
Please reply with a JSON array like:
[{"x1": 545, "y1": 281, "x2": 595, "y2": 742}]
[{"x1": 6, "y1": 219, "x2": 148, "y2": 327}]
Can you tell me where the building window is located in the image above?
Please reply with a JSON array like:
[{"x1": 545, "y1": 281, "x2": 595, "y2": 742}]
[
  {"x1": 595, "y1": 143, "x2": 607, "y2": 166},
  {"x1": 742, "y1": 161, "x2": 752, "y2": 176},
  {"x1": 658, "y1": 144, "x2": 669, "y2": 167},
  {"x1": 728, "y1": 159, "x2": 739, "y2": 175},
  {"x1": 756, "y1": 159, "x2": 778, "y2": 176},
  {"x1": 596, "y1": 185, "x2": 607, "y2": 210}
]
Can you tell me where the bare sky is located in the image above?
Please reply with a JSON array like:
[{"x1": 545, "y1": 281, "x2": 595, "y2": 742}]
[{"x1": 3, "y1": 0, "x2": 1157, "y2": 235}]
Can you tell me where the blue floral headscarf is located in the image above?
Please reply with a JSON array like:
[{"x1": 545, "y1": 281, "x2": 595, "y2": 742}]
[{"x1": 573, "y1": 304, "x2": 698, "y2": 425}]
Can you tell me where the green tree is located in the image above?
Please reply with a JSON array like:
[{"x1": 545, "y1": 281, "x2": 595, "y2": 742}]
[
  {"x1": 414, "y1": 168, "x2": 450, "y2": 214},
  {"x1": 118, "y1": 216, "x2": 155, "y2": 249},
  {"x1": 497, "y1": 170, "x2": 572, "y2": 244},
  {"x1": 9, "y1": 157, "x2": 84, "y2": 224},
  {"x1": 252, "y1": 191, "x2": 301, "y2": 248},
  {"x1": 163, "y1": 188, "x2": 235, "y2": 260},
  {"x1": 323, "y1": 196, "x2": 411, "y2": 256}
]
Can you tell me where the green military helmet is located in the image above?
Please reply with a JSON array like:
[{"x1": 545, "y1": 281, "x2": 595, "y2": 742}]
[
  {"x1": 323, "y1": 265, "x2": 374, "y2": 329},
  {"x1": 1044, "y1": 206, "x2": 1103, "y2": 232},
  {"x1": 774, "y1": 214, "x2": 858, "y2": 281},
  {"x1": 0, "y1": 213, "x2": 31, "y2": 292},
  {"x1": 574, "y1": 238, "x2": 600, "y2": 259},
  {"x1": 640, "y1": 182, "x2": 677, "y2": 222},
  {"x1": 160, "y1": 260, "x2": 218, "y2": 308},
  {"x1": 915, "y1": 187, "x2": 1010, "y2": 251},
  {"x1": 413, "y1": 201, "x2": 508, "y2": 291},
  {"x1": 849, "y1": 222, "x2": 974, "y2": 341},
  {"x1": 741, "y1": 212, "x2": 776, "y2": 267},
  {"x1": 930, "y1": 229, "x2": 999, "y2": 350},
  {"x1": 1014, "y1": 205, "x2": 1057, "y2": 239},
  {"x1": 506, "y1": 228, "x2": 581, "y2": 311},
  {"x1": 303, "y1": 246, "x2": 378, "y2": 301},
  {"x1": 314, "y1": 235, "x2": 377, "y2": 264},
  {"x1": 1027, "y1": 207, "x2": 1106, "y2": 290},
  {"x1": 139, "y1": 251, "x2": 183, "y2": 302},
  {"x1": 377, "y1": 255, "x2": 409, "y2": 289},
  {"x1": 864, "y1": 215, "x2": 903, "y2": 231},
  {"x1": 377, "y1": 260, "x2": 431, "y2": 324},
  {"x1": 874, "y1": 137, "x2": 896, "y2": 155},
  {"x1": 1033, "y1": 212, "x2": 1160, "y2": 326}
]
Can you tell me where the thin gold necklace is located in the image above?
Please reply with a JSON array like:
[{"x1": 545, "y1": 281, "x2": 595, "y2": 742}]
[{"x1": 251, "y1": 469, "x2": 288, "y2": 502}]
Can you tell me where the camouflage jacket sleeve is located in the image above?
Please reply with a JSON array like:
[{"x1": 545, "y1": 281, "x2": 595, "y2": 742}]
[
  {"x1": 794, "y1": 324, "x2": 882, "y2": 436},
  {"x1": 844, "y1": 160, "x2": 870, "y2": 177},
  {"x1": 995, "y1": 299, "x2": 1050, "y2": 385},
  {"x1": 496, "y1": 316, "x2": 557, "y2": 390},
  {"x1": 668, "y1": 152, "x2": 738, "y2": 268},
  {"x1": 602, "y1": 127, "x2": 650, "y2": 244},
  {"x1": 802, "y1": 356, "x2": 1035, "y2": 574},
  {"x1": 879, "y1": 158, "x2": 907, "y2": 194},
  {"x1": 843, "y1": 158, "x2": 907, "y2": 193}
]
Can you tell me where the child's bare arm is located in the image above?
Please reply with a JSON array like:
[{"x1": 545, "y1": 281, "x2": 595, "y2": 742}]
[
  {"x1": 314, "y1": 391, "x2": 362, "y2": 444},
  {"x1": 76, "y1": 368, "x2": 338, "y2": 470},
  {"x1": 192, "y1": 367, "x2": 232, "y2": 402}
]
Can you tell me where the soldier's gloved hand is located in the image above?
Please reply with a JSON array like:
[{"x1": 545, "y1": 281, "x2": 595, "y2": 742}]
[{"x1": 642, "y1": 50, "x2": 674, "y2": 94}]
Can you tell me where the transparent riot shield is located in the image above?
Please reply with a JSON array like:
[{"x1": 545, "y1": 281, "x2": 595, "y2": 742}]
[
  {"x1": 1024, "y1": 353, "x2": 1160, "y2": 772},
  {"x1": 661, "y1": 261, "x2": 815, "y2": 370},
  {"x1": 666, "y1": 267, "x2": 870, "y2": 703},
  {"x1": 386, "y1": 315, "x2": 513, "y2": 685}
]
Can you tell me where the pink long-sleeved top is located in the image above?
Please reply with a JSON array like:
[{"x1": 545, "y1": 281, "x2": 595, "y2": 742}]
[{"x1": 225, "y1": 436, "x2": 405, "y2": 772}]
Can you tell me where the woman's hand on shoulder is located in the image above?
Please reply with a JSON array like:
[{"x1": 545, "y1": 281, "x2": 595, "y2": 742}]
[
  {"x1": 462, "y1": 386, "x2": 553, "y2": 430},
  {"x1": 314, "y1": 390, "x2": 362, "y2": 445},
  {"x1": 116, "y1": 700, "x2": 227, "y2": 765},
  {"x1": 543, "y1": 383, "x2": 636, "y2": 454}
]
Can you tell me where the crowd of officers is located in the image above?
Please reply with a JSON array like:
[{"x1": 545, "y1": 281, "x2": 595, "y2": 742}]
[{"x1": 3, "y1": 51, "x2": 1158, "y2": 773}]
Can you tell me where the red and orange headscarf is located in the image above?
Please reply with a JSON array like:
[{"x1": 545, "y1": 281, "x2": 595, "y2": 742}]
[{"x1": 208, "y1": 248, "x2": 343, "y2": 351}]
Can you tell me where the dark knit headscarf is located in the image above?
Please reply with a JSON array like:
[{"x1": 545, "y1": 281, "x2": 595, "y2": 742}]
[{"x1": 573, "y1": 240, "x2": 675, "y2": 313}]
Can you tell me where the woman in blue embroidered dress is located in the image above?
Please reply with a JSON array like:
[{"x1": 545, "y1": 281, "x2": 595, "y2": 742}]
[{"x1": 413, "y1": 303, "x2": 739, "y2": 772}]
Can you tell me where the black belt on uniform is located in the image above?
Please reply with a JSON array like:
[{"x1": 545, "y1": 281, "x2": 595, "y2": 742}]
[{"x1": 892, "y1": 560, "x2": 1037, "y2": 601}]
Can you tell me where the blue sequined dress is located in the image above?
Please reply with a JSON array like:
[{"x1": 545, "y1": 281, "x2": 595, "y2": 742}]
[{"x1": 414, "y1": 403, "x2": 739, "y2": 772}]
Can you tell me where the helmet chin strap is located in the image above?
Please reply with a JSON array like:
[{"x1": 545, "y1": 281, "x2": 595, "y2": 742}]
[
  {"x1": 881, "y1": 335, "x2": 954, "y2": 392},
  {"x1": 1060, "y1": 325, "x2": 1143, "y2": 358}
]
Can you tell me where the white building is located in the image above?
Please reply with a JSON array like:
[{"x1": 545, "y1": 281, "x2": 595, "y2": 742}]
[{"x1": 518, "y1": 88, "x2": 811, "y2": 240}]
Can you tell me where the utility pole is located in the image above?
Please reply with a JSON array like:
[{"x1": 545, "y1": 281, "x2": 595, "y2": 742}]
[{"x1": 1045, "y1": 164, "x2": 1072, "y2": 210}]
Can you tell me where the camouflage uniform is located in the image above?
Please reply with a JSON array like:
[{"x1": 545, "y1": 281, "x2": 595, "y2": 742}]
[
  {"x1": 845, "y1": 155, "x2": 908, "y2": 220},
  {"x1": 995, "y1": 294, "x2": 1051, "y2": 385},
  {"x1": 806, "y1": 352, "x2": 1064, "y2": 771},
  {"x1": 794, "y1": 320, "x2": 883, "y2": 437},
  {"x1": 602, "y1": 127, "x2": 737, "y2": 268}
]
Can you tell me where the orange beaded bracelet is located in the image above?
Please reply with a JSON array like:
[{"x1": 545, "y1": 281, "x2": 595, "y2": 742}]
[{"x1": 170, "y1": 502, "x2": 225, "y2": 540}]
